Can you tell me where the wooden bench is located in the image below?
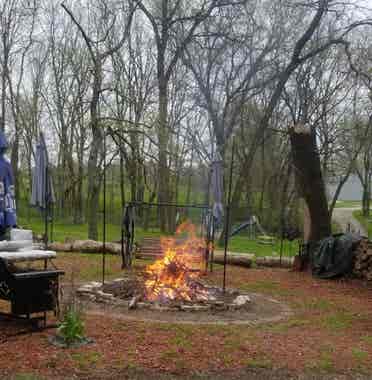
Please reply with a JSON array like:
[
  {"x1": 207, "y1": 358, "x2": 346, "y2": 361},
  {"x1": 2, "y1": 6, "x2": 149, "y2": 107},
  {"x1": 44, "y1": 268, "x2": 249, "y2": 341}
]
[{"x1": 0, "y1": 257, "x2": 64, "y2": 327}]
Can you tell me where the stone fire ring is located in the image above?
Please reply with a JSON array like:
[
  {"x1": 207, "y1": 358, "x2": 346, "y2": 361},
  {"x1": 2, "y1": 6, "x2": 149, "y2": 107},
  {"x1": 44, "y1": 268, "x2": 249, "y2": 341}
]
[{"x1": 77, "y1": 279, "x2": 292, "y2": 325}]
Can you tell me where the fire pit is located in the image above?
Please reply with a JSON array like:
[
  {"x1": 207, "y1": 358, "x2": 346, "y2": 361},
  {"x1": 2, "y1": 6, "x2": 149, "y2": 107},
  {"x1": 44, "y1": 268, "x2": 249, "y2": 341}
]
[
  {"x1": 77, "y1": 222, "x2": 292, "y2": 324},
  {"x1": 78, "y1": 276, "x2": 251, "y2": 312},
  {"x1": 79, "y1": 223, "x2": 250, "y2": 312}
]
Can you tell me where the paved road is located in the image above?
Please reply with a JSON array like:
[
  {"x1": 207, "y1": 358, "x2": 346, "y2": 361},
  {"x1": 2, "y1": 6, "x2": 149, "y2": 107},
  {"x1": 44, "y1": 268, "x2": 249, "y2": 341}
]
[{"x1": 332, "y1": 207, "x2": 368, "y2": 237}]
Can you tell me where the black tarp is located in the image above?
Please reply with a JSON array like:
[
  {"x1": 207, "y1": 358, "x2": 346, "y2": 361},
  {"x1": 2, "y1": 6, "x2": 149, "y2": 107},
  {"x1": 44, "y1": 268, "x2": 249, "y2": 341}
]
[{"x1": 311, "y1": 233, "x2": 362, "y2": 279}]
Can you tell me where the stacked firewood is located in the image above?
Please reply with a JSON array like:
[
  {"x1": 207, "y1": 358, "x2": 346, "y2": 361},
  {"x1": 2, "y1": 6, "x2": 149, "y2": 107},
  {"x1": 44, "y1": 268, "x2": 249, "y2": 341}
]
[{"x1": 353, "y1": 239, "x2": 372, "y2": 280}]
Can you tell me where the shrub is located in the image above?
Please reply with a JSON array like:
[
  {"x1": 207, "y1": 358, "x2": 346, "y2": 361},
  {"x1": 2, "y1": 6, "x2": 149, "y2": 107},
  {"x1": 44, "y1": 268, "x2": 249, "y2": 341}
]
[{"x1": 57, "y1": 308, "x2": 85, "y2": 346}]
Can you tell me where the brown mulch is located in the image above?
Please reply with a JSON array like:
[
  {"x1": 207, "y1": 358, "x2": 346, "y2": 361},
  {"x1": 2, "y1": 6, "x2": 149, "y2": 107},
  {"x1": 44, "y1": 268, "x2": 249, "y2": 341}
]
[{"x1": 2, "y1": 264, "x2": 372, "y2": 379}]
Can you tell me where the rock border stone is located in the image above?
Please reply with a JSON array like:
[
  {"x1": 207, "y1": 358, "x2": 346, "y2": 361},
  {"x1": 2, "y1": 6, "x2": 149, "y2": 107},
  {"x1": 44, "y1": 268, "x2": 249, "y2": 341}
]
[{"x1": 77, "y1": 278, "x2": 251, "y2": 312}]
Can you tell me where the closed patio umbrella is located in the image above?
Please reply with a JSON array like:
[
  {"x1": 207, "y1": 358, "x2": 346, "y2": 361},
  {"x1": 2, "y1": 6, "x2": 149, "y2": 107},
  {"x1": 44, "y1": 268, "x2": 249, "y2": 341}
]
[
  {"x1": 0, "y1": 131, "x2": 17, "y2": 237},
  {"x1": 30, "y1": 133, "x2": 55, "y2": 245}
]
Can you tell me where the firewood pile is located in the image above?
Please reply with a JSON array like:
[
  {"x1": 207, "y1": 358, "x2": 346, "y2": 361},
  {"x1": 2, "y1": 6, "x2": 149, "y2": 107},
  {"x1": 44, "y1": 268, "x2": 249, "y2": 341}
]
[{"x1": 353, "y1": 238, "x2": 372, "y2": 280}]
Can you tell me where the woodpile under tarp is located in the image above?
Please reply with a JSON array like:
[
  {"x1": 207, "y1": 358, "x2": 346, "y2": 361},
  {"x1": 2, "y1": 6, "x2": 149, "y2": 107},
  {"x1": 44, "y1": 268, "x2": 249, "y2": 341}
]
[{"x1": 353, "y1": 238, "x2": 372, "y2": 281}]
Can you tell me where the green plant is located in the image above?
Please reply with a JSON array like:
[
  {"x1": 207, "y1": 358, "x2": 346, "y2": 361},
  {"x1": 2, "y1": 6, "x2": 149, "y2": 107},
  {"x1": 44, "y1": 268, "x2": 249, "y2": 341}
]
[
  {"x1": 57, "y1": 308, "x2": 85, "y2": 346},
  {"x1": 12, "y1": 374, "x2": 44, "y2": 380},
  {"x1": 352, "y1": 348, "x2": 368, "y2": 362}
]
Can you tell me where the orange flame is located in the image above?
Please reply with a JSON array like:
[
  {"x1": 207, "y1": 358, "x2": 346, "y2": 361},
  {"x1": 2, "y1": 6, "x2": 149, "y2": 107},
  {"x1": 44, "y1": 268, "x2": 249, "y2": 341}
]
[{"x1": 145, "y1": 221, "x2": 208, "y2": 302}]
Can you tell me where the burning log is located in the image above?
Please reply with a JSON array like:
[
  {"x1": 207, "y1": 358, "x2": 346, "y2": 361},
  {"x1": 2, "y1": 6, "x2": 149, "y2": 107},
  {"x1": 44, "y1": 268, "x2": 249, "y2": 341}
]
[{"x1": 144, "y1": 222, "x2": 211, "y2": 303}]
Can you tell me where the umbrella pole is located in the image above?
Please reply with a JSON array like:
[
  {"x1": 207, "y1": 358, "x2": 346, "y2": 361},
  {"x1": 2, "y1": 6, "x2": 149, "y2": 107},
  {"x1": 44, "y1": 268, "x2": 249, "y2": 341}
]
[
  {"x1": 102, "y1": 129, "x2": 107, "y2": 285},
  {"x1": 44, "y1": 166, "x2": 48, "y2": 249},
  {"x1": 223, "y1": 137, "x2": 235, "y2": 293},
  {"x1": 51, "y1": 204, "x2": 54, "y2": 243}
]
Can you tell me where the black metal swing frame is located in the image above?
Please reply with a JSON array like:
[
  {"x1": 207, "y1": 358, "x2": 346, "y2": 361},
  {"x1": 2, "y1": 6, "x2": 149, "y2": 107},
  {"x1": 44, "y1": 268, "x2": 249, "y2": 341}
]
[{"x1": 118, "y1": 201, "x2": 216, "y2": 272}]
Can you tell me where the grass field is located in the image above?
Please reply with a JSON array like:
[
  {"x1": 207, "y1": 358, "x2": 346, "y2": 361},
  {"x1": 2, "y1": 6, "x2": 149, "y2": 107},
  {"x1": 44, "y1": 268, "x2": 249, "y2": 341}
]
[
  {"x1": 226, "y1": 235, "x2": 298, "y2": 257},
  {"x1": 333, "y1": 200, "x2": 362, "y2": 208},
  {"x1": 17, "y1": 214, "x2": 298, "y2": 257}
]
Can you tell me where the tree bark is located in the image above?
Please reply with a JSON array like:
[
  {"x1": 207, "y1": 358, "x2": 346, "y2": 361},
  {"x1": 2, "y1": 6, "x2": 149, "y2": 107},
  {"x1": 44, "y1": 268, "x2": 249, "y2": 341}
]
[
  {"x1": 290, "y1": 124, "x2": 331, "y2": 241},
  {"x1": 157, "y1": 78, "x2": 170, "y2": 232}
]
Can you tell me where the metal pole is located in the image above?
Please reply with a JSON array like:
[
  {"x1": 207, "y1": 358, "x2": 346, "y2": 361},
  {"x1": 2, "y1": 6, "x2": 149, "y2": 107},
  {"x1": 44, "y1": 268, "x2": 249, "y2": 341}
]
[
  {"x1": 44, "y1": 166, "x2": 48, "y2": 249},
  {"x1": 279, "y1": 235, "x2": 283, "y2": 267},
  {"x1": 223, "y1": 138, "x2": 235, "y2": 293},
  {"x1": 51, "y1": 204, "x2": 54, "y2": 243},
  {"x1": 210, "y1": 220, "x2": 215, "y2": 273},
  {"x1": 102, "y1": 129, "x2": 107, "y2": 285}
]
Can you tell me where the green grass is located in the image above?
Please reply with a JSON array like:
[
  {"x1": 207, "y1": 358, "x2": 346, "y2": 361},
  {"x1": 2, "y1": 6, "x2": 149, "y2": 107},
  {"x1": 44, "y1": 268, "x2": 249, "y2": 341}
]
[
  {"x1": 301, "y1": 298, "x2": 334, "y2": 312},
  {"x1": 262, "y1": 318, "x2": 311, "y2": 333},
  {"x1": 352, "y1": 348, "x2": 368, "y2": 362},
  {"x1": 305, "y1": 345, "x2": 335, "y2": 372},
  {"x1": 19, "y1": 213, "x2": 299, "y2": 257},
  {"x1": 18, "y1": 215, "x2": 162, "y2": 243},
  {"x1": 333, "y1": 200, "x2": 361, "y2": 208},
  {"x1": 244, "y1": 358, "x2": 272, "y2": 369},
  {"x1": 221, "y1": 235, "x2": 299, "y2": 257},
  {"x1": 10, "y1": 375, "x2": 44, "y2": 380},
  {"x1": 71, "y1": 351, "x2": 102, "y2": 370},
  {"x1": 361, "y1": 335, "x2": 372, "y2": 345},
  {"x1": 322, "y1": 311, "x2": 355, "y2": 332},
  {"x1": 57, "y1": 252, "x2": 128, "y2": 282}
]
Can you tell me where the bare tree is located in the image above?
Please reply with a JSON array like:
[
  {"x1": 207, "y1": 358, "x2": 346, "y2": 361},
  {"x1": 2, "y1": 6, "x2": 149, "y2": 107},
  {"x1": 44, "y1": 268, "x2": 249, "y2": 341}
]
[{"x1": 61, "y1": 0, "x2": 136, "y2": 239}]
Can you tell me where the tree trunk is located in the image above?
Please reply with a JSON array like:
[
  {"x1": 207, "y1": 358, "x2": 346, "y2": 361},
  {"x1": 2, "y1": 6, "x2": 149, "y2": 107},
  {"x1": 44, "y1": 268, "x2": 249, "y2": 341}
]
[
  {"x1": 290, "y1": 124, "x2": 331, "y2": 242},
  {"x1": 87, "y1": 63, "x2": 103, "y2": 240},
  {"x1": 10, "y1": 128, "x2": 20, "y2": 202},
  {"x1": 120, "y1": 151, "x2": 125, "y2": 209},
  {"x1": 157, "y1": 79, "x2": 170, "y2": 232},
  {"x1": 362, "y1": 168, "x2": 371, "y2": 218}
]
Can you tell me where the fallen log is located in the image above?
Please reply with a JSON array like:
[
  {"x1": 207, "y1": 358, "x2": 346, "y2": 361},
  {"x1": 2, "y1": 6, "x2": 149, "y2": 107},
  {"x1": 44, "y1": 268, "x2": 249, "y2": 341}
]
[
  {"x1": 255, "y1": 256, "x2": 294, "y2": 268},
  {"x1": 48, "y1": 241, "x2": 72, "y2": 252},
  {"x1": 48, "y1": 239, "x2": 121, "y2": 255},
  {"x1": 212, "y1": 252, "x2": 254, "y2": 268}
]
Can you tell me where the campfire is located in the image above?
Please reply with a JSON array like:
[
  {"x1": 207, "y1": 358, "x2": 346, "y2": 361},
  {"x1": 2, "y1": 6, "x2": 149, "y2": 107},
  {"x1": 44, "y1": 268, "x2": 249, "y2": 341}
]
[
  {"x1": 78, "y1": 221, "x2": 252, "y2": 313},
  {"x1": 144, "y1": 222, "x2": 210, "y2": 303}
]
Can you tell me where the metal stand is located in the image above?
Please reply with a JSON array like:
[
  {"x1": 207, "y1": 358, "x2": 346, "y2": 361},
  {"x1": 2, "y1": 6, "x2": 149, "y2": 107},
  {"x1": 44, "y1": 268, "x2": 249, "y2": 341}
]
[
  {"x1": 223, "y1": 138, "x2": 235, "y2": 293},
  {"x1": 102, "y1": 129, "x2": 107, "y2": 285},
  {"x1": 120, "y1": 202, "x2": 214, "y2": 271}
]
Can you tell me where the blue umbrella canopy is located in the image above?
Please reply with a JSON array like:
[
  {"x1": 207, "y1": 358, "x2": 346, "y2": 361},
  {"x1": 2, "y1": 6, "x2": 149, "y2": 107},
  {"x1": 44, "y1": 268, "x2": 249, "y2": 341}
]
[
  {"x1": 211, "y1": 150, "x2": 224, "y2": 226},
  {"x1": 30, "y1": 133, "x2": 55, "y2": 209},
  {"x1": 0, "y1": 130, "x2": 17, "y2": 229}
]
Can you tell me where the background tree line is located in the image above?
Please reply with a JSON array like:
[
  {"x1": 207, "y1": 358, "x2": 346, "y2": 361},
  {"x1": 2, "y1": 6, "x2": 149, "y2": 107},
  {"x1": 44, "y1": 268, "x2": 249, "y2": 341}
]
[{"x1": 1, "y1": 0, "x2": 372, "y2": 241}]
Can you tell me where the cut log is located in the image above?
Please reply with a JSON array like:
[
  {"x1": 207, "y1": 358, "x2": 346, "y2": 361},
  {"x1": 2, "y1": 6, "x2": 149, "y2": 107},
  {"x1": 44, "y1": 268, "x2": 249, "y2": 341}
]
[
  {"x1": 213, "y1": 252, "x2": 254, "y2": 268},
  {"x1": 48, "y1": 239, "x2": 122, "y2": 255},
  {"x1": 72, "y1": 240, "x2": 102, "y2": 253},
  {"x1": 255, "y1": 256, "x2": 294, "y2": 268},
  {"x1": 48, "y1": 242, "x2": 72, "y2": 252}
]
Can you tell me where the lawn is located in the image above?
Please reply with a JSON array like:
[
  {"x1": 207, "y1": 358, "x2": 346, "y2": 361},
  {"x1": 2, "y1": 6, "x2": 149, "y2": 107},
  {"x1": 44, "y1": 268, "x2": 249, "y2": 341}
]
[
  {"x1": 18, "y1": 215, "x2": 162, "y2": 243},
  {"x1": 18, "y1": 215, "x2": 298, "y2": 258},
  {"x1": 224, "y1": 235, "x2": 298, "y2": 257},
  {"x1": 333, "y1": 200, "x2": 362, "y2": 208},
  {"x1": 2, "y1": 253, "x2": 372, "y2": 379}
]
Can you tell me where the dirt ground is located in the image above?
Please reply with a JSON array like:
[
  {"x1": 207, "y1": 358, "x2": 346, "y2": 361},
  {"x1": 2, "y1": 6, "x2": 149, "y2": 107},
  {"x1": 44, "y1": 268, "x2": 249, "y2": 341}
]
[{"x1": 2, "y1": 256, "x2": 372, "y2": 379}]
